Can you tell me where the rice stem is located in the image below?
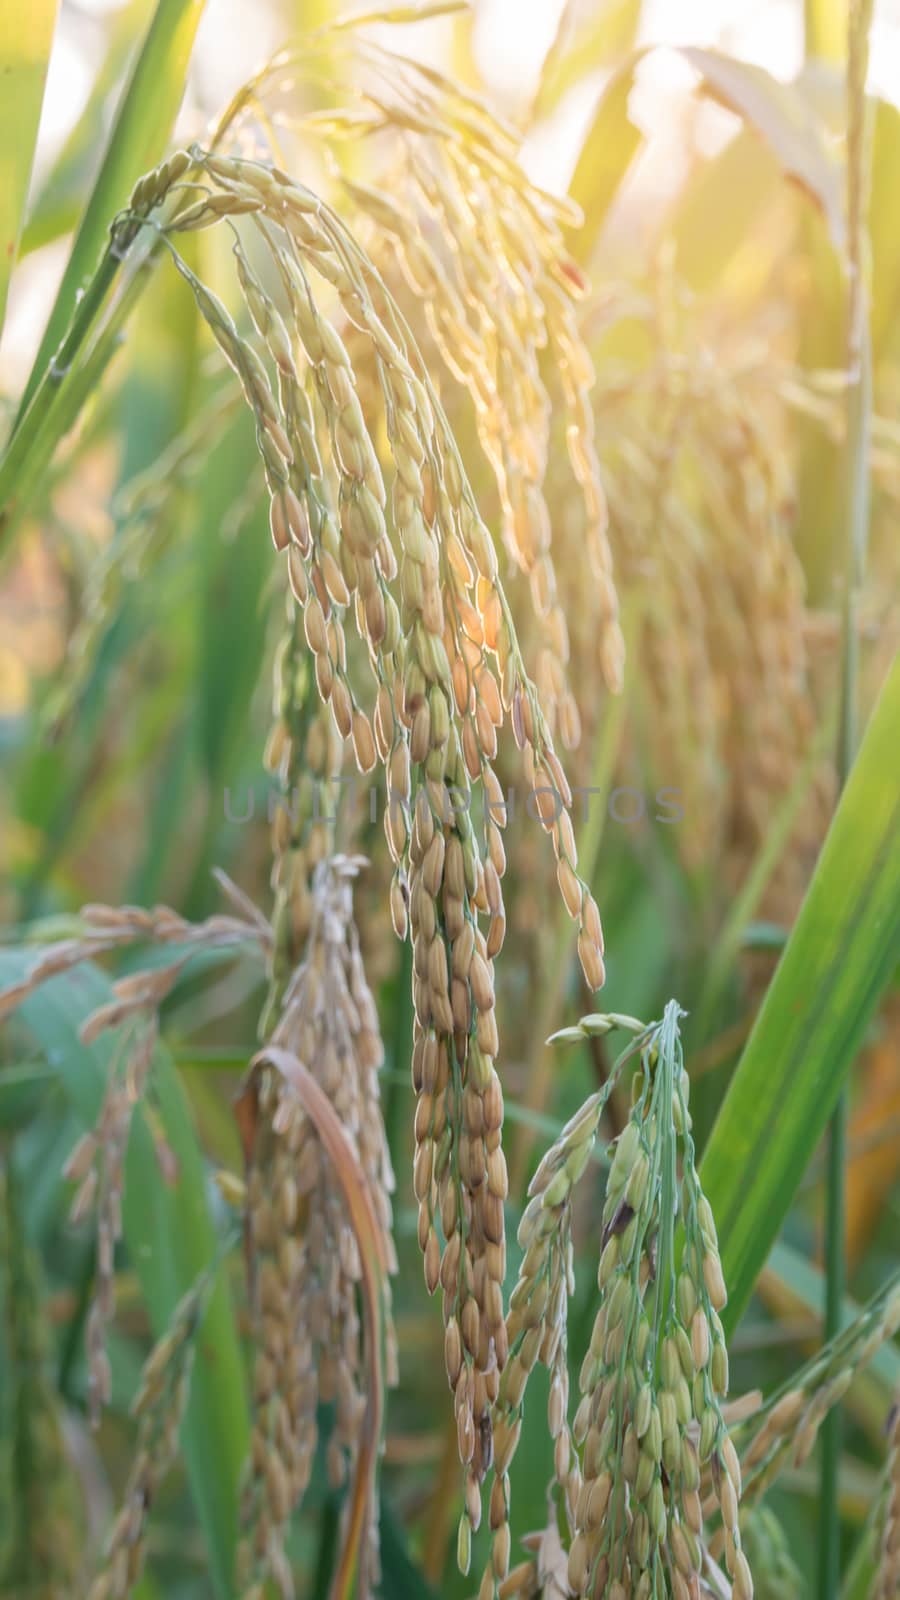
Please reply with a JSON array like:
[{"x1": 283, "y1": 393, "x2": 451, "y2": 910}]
[{"x1": 819, "y1": 4, "x2": 874, "y2": 1594}]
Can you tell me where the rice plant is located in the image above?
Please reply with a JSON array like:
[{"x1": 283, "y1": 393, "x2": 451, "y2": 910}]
[{"x1": 1, "y1": 2, "x2": 899, "y2": 1598}]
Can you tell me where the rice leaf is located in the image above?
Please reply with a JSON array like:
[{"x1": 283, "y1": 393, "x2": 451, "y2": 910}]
[{"x1": 700, "y1": 649, "x2": 900, "y2": 1332}]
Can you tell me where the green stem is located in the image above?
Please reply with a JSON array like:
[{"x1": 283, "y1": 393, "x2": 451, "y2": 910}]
[{"x1": 819, "y1": 5, "x2": 873, "y2": 1593}]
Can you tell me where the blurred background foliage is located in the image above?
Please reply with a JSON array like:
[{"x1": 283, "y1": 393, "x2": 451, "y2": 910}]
[{"x1": 0, "y1": 0, "x2": 899, "y2": 1596}]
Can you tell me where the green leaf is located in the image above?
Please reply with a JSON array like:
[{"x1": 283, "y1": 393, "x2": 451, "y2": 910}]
[
  {"x1": 0, "y1": 0, "x2": 58, "y2": 334},
  {"x1": 0, "y1": 953, "x2": 248, "y2": 1598},
  {"x1": 699, "y1": 649, "x2": 900, "y2": 1333},
  {"x1": 15, "y1": 0, "x2": 205, "y2": 426}
]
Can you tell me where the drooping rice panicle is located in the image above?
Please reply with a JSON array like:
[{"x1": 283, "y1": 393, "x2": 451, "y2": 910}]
[
  {"x1": 236, "y1": 857, "x2": 396, "y2": 1597},
  {"x1": 2, "y1": 88, "x2": 613, "y2": 1571},
  {"x1": 206, "y1": 31, "x2": 624, "y2": 742},
  {"x1": 111, "y1": 145, "x2": 613, "y2": 1538},
  {"x1": 0, "y1": 896, "x2": 268, "y2": 1026}
]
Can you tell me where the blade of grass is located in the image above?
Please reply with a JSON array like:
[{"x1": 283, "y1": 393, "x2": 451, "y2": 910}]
[
  {"x1": 0, "y1": 0, "x2": 58, "y2": 333},
  {"x1": 698, "y1": 646, "x2": 900, "y2": 1336},
  {"x1": 0, "y1": 952, "x2": 248, "y2": 1598},
  {"x1": 669, "y1": 127, "x2": 782, "y2": 293}
]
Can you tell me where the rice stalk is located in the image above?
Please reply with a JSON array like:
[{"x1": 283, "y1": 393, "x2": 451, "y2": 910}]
[{"x1": 822, "y1": 1, "x2": 876, "y2": 1579}]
